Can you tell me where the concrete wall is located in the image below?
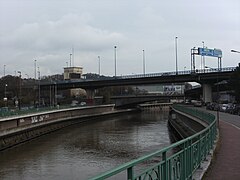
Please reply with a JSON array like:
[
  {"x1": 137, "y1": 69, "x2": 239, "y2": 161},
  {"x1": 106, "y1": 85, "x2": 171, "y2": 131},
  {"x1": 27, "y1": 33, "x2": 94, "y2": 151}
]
[
  {"x1": 168, "y1": 107, "x2": 209, "y2": 139},
  {"x1": 0, "y1": 104, "x2": 115, "y2": 151}
]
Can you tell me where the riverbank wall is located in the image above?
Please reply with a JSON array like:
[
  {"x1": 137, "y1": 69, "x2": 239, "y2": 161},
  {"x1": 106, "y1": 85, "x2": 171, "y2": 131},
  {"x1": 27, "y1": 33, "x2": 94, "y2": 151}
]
[
  {"x1": 168, "y1": 106, "x2": 209, "y2": 139},
  {"x1": 0, "y1": 104, "x2": 133, "y2": 151}
]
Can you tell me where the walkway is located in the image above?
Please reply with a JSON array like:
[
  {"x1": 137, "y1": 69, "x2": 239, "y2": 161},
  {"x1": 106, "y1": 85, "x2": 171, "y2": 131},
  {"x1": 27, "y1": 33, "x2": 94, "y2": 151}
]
[{"x1": 204, "y1": 110, "x2": 240, "y2": 180}]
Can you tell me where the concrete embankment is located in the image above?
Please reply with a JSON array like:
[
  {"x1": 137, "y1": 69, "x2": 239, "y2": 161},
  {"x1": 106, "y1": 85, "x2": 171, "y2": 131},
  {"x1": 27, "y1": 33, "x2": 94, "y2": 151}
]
[
  {"x1": 168, "y1": 106, "x2": 209, "y2": 139},
  {"x1": 0, "y1": 104, "x2": 135, "y2": 151}
]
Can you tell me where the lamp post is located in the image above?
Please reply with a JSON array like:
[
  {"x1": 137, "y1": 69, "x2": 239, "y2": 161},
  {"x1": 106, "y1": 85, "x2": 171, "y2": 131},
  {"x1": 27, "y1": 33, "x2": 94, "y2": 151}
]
[
  {"x1": 175, "y1": 37, "x2": 178, "y2": 75},
  {"x1": 231, "y1": 49, "x2": 240, "y2": 53},
  {"x1": 202, "y1": 41, "x2": 205, "y2": 70},
  {"x1": 70, "y1": 53, "x2": 72, "y2": 67},
  {"x1": 98, "y1": 56, "x2": 101, "y2": 76},
  {"x1": 38, "y1": 67, "x2": 40, "y2": 107},
  {"x1": 143, "y1": 50, "x2": 146, "y2": 75},
  {"x1": 3, "y1": 64, "x2": 6, "y2": 76},
  {"x1": 114, "y1": 46, "x2": 117, "y2": 77},
  {"x1": 17, "y1": 71, "x2": 21, "y2": 110},
  {"x1": 34, "y1": 60, "x2": 37, "y2": 80},
  {"x1": 55, "y1": 82, "x2": 57, "y2": 107},
  {"x1": 4, "y1": 84, "x2": 8, "y2": 107}
]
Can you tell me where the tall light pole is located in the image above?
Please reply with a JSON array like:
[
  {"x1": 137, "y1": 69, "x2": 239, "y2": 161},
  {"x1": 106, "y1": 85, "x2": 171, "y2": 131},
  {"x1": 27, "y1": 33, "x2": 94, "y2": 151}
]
[
  {"x1": 17, "y1": 71, "x2": 21, "y2": 110},
  {"x1": 98, "y1": 56, "x2": 101, "y2": 76},
  {"x1": 3, "y1": 64, "x2": 6, "y2": 76},
  {"x1": 114, "y1": 46, "x2": 117, "y2": 77},
  {"x1": 34, "y1": 60, "x2": 37, "y2": 80},
  {"x1": 143, "y1": 50, "x2": 146, "y2": 75},
  {"x1": 175, "y1": 37, "x2": 178, "y2": 75},
  {"x1": 70, "y1": 53, "x2": 72, "y2": 67},
  {"x1": 202, "y1": 41, "x2": 205, "y2": 70},
  {"x1": 38, "y1": 67, "x2": 40, "y2": 107},
  {"x1": 4, "y1": 84, "x2": 8, "y2": 107},
  {"x1": 66, "y1": 62, "x2": 68, "y2": 67},
  {"x1": 72, "y1": 47, "x2": 74, "y2": 67},
  {"x1": 55, "y1": 82, "x2": 57, "y2": 107},
  {"x1": 231, "y1": 49, "x2": 240, "y2": 53}
]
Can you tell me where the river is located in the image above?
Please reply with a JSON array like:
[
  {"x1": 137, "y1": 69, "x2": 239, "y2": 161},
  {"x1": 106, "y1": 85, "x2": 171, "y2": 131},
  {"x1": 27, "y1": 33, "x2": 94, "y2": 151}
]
[{"x1": 0, "y1": 110, "x2": 172, "y2": 180}]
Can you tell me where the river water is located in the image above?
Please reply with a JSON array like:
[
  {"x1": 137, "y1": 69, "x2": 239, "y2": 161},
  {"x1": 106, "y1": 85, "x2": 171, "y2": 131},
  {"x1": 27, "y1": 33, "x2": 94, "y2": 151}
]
[{"x1": 0, "y1": 110, "x2": 172, "y2": 180}]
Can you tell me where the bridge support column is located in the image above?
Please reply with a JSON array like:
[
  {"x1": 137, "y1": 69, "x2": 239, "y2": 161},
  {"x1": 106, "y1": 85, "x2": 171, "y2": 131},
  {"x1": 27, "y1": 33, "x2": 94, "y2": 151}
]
[
  {"x1": 202, "y1": 84, "x2": 212, "y2": 103},
  {"x1": 85, "y1": 89, "x2": 95, "y2": 105}
]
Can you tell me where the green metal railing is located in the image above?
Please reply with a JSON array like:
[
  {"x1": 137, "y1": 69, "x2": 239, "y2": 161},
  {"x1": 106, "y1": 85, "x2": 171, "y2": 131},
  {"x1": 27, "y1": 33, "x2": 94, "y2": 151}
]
[{"x1": 90, "y1": 104, "x2": 217, "y2": 180}]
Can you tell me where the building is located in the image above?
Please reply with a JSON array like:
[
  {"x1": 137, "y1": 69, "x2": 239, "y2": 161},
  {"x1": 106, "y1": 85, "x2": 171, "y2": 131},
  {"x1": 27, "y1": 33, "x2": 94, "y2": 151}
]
[{"x1": 64, "y1": 67, "x2": 83, "y2": 80}]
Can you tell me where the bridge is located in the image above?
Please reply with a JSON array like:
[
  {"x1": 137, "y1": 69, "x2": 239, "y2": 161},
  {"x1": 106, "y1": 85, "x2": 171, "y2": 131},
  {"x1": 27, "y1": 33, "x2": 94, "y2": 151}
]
[
  {"x1": 41, "y1": 67, "x2": 236, "y2": 103},
  {"x1": 110, "y1": 94, "x2": 183, "y2": 107}
]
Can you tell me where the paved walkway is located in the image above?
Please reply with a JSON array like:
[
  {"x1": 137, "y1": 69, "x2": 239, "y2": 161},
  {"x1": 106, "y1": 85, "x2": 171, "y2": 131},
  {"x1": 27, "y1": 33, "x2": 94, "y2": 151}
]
[{"x1": 204, "y1": 111, "x2": 240, "y2": 180}]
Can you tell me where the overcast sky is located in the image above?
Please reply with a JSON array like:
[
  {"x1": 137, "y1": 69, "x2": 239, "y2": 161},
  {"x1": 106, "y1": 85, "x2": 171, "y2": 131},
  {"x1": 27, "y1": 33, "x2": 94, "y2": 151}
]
[{"x1": 0, "y1": 0, "x2": 239, "y2": 78}]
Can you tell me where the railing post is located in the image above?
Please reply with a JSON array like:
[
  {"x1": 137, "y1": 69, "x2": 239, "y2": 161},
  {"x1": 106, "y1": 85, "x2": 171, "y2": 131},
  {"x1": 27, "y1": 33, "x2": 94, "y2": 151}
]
[
  {"x1": 162, "y1": 151, "x2": 168, "y2": 180},
  {"x1": 127, "y1": 167, "x2": 134, "y2": 180}
]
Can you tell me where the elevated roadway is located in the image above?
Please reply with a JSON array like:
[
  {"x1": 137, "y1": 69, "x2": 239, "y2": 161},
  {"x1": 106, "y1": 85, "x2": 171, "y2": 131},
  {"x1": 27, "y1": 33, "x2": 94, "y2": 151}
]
[{"x1": 41, "y1": 67, "x2": 235, "y2": 90}]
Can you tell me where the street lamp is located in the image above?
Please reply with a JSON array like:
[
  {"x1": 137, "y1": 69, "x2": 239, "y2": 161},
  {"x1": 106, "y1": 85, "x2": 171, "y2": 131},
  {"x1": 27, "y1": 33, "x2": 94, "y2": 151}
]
[
  {"x1": 17, "y1": 71, "x2": 21, "y2": 110},
  {"x1": 175, "y1": 37, "x2": 178, "y2": 75},
  {"x1": 70, "y1": 53, "x2": 72, "y2": 67},
  {"x1": 202, "y1": 41, "x2": 205, "y2": 70},
  {"x1": 3, "y1": 64, "x2": 6, "y2": 76},
  {"x1": 231, "y1": 49, "x2": 240, "y2": 53},
  {"x1": 34, "y1": 60, "x2": 37, "y2": 80},
  {"x1": 143, "y1": 50, "x2": 146, "y2": 75},
  {"x1": 98, "y1": 56, "x2": 101, "y2": 76},
  {"x1": 38, "y1": 67, "x2": 41, "y2": 107},
  {"x1": 114, "y1": 46, "x2": 117, "y2": 77},
  {"x1": 4, "y1": 84, "x2": 8, "y2": 107}
]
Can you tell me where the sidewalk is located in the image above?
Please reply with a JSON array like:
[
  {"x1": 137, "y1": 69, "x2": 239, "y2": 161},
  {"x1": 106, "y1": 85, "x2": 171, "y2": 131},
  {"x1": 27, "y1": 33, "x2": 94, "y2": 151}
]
[{"x1": 204, "y1": 119, "x2": 240, "y2": 180}]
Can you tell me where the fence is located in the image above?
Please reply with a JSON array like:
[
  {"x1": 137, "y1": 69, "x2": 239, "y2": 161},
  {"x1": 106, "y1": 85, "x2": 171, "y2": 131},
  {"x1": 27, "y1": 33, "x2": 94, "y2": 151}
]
[{"x1": 90, "y1": 104, "x2": 217, "y2": 180}]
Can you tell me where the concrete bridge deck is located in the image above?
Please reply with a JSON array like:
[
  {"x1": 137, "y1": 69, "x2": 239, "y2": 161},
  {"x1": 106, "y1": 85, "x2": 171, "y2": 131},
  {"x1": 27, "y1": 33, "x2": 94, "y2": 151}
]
[{"x1": 200, "y1": 109, "x2": 240, "y2": 179}]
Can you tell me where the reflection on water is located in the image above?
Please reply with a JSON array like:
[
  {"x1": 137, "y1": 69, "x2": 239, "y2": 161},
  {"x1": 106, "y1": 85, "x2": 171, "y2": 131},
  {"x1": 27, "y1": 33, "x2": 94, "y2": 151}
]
[{"x1": 0, "y1": 110, "x2": 171, "y2": 180}]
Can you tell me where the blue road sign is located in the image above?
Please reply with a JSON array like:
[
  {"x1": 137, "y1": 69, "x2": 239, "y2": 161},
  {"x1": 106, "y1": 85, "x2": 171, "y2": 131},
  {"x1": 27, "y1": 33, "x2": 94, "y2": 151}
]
[{"x1": 198, "y1": 48, "x2": 222, "y2": 58}]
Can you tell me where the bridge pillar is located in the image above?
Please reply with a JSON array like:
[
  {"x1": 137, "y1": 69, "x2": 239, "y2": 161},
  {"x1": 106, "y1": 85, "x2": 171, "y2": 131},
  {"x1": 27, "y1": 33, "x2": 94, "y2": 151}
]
[
  {"x1": 85, "y1": 89, "x2": 95, "y2": 105},
  {"x1": 202, "y1": 84, "x2": 212, "y2": 103}
]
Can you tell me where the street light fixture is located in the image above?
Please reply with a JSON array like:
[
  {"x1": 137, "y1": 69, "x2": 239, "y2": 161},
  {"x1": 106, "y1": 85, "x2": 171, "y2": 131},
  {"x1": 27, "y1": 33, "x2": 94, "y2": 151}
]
[
  {"x1": 38, "y1": 67, "x2": 41, "y2": 107},
  {"x1": 202, "y1": 41, "x2": 205, "y2": 70},
  {"x1": 3, "y1": 64, "x2": 6, "y2": 76},
  {"x1": 17, "y1": 71, "x2": 21, "y2": 110},
  {"x1": 114, "y1": 46, "x2": 117, "y2": 77},
  {"x1": 4, "y1": 84, "x2": 8, "y2": 107},
  {"x1": 175, "y1": 37, "x2": 178, "y2": 75},
  {"x1": 98, "y1": 56, "x2": 101, "y2": 76},
  {"x1": 34, "y1": 60, "x2": 37, "y2": 80},
  {"x1": 143, "y1": 50, "x2": 146, "y2": 75},
  {"x1": 70, "y1": 53, "x2": 72, "y2": 67},
  {"x1": 231, "y1": 49, "x2": 240, "y2": 53}
]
